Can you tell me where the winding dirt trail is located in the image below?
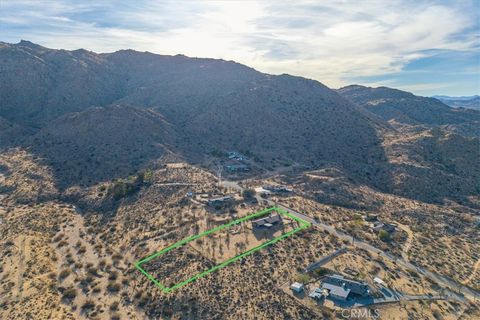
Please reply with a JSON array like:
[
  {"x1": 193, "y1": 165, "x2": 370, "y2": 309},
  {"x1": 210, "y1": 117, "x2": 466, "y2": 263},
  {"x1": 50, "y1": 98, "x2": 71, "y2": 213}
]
[{"x1": 396, "y1": 222, "x2": 414, "y2": 262}]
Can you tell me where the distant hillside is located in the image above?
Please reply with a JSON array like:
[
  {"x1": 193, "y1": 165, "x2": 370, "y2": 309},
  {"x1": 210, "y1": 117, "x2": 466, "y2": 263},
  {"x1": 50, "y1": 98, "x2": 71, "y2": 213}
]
[
  {"x1": 381, "y1": 128, "x2": 480, "y2": 202},
  {"x1": 337, "y1": 85, "x2": 480, "y2": 137},
  {"x1": 0, "y1": 41, "x2": 478, "y2": 204},
  {"x1": 0, "y1": 116, "x2": 33, "y2": 147},
  {"x1": 0, "y1": 40, "x2": 124, "y2": 126},
  {"x1": 0, "y1": 41, "x2": 388, "y2": 189},
  {"x1": 433, "y1": 95, "x2": 480, "y2": 111},
  {"x1": 28, "y1": 105, "x2": 174, "y2": 188}
]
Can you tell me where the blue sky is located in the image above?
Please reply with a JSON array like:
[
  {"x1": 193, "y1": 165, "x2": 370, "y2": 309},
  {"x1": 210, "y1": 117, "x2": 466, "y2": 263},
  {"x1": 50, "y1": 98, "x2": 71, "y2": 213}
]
[{"x1": 1, "y1": 0, "x2": 478, "y2": 96}]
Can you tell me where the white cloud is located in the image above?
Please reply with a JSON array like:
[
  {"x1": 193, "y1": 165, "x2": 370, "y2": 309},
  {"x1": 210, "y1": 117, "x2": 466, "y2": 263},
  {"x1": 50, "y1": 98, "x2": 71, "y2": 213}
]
[{"x1": 1, "y1": 0, "x2": 478, "y2": 91}]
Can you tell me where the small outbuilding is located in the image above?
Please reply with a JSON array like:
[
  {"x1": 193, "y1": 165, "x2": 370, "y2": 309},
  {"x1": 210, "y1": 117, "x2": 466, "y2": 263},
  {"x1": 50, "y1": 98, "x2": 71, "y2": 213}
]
[{"x1": 290, "y1": 282, "x2": 304, "y2": 293}]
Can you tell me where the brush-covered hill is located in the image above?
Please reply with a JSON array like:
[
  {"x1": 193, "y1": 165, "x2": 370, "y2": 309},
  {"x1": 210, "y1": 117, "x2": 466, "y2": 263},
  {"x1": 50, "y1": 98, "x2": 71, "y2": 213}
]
[
  {"x1": 0, "y1": 40, "x2": 124, "y2": 126},
  {"x1": 0, "y1": 41, "x2": 388, "y2": 189},
  {"x1": 0, "y1": 41, "x2": 478, "y2": 204},
  {"x1": 337, "y1": 85, "x2": 480, "y2": 136},
  {"x1": 28, "y1": 105, "x2": 174, "y2": 188}
]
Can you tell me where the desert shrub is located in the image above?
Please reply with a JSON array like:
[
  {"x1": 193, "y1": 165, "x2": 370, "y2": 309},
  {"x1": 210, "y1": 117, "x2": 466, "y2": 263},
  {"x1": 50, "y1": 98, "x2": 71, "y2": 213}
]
[
  {"x1": 111, "y1": 180, "x2": 129, "y2": 200},
  {"x1": 110, "y1": 301, "x2": 119, "y2": 311},
  {"x1": 112, "y1": 253, "x2": 122, "y2": 261},
  {"x1": 61, "y1": 287, "x2": 77, "y2": 301},
  {"x1": 107, "y1": 282, "x2": 121, "y2": 293},
  {"x1": 378, "y1": 230, "x2": 391, "y2": 242},
  {"x1": 432, "y1": 309, "x2": 443, "y2": 320},
  {"x1": 295, "y1": 273, "x2": 311, "y2": 283},
  {"x1": 52, "y1": 233, "x2": 64, "y2": 242},
  {"x1": 162, "y1": 307, "x2": 174, "y2": 317},
  {"x1": 79, "y1": 275, "x2": 95, "y2": 287},
  {"x1": 315, "y1": 267, "x2": 330, "y2": 277},
  {"x1": 66, "y1": 255, "x2": 75, "y2": 265},
  {"x1": 81, "y1": 299, "x2": 95, "y2": 312},
  {"x1": 58, "y1": 268, "x2": 71, "y2": 280},
  {"x1": 57, "y1": 240, "x2": 69, "y2": 247},
  {"x1": 87, "y1": 267, "x2": 100, "y2": 277},
  {"x1": 98, "y1": 259, "x2": 106, "y2": 270},
  {"x1": 242, "y1": 189, "x2": 256, "y2": 199},
  {"x1": 111, "y1": 314, "x2": 121, "y2": 320},
  {"x1": 5, "y1": 240, "x2": 15, "y2": 246},
  {"x1": 407, "y1": 269, "x2": 419, "y2": 278},
  {"x1": 137, "y1": 169, "x2": 153, "y2": 184},
  {"x1": 110, "y1": 171, "x2": 150, "y2": 200},
  {"x1": 108, "y1": 271, "x2": 118, "y2": 281},
  {"x1": 137, "y1": 294, "x2": 149, "y2": 308}
]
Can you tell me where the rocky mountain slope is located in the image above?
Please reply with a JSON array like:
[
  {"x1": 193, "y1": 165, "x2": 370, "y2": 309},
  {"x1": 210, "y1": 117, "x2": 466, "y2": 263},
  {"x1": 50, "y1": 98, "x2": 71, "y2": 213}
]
[
  {"x1": 1, "y1": 40, "x2": 479, "y2": 320},
  {"x1": 433, "y1": 95, "x2": 480, "y2": 111},
  {"x1": 0, "y1": 41, "x2": 388, "y2": 190},
  {"x1": 337, "y1": 85, "x2": 480, "y2": 137},
  {"x1": 28, "y1": 105, "x2": 174, "y2": 188},
  {"x1": 0, "y1": 40, "x2": 478, "y2": 203},
  {"x1": 0, "y1": 41, "x2": 124, "y2": 127}
]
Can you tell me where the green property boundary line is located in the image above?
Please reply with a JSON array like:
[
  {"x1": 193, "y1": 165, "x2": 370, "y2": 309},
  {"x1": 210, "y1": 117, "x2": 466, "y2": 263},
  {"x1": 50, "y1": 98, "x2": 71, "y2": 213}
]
[{"x1": 134, "y1": 206, "x2": 310, "y2": 293}]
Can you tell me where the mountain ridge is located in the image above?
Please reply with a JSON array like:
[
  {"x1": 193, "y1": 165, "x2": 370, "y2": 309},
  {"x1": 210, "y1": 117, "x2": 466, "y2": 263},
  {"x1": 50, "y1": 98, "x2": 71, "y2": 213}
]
[
  {"x1": 433, "y1": 95, "x2": 480, "y2": 111},
  {"x1": 0, "y1": 41, "x2": 478, "y2": 204},
  {"x1": 337, "y1": 84, "x2": 480, "y2": 137}
]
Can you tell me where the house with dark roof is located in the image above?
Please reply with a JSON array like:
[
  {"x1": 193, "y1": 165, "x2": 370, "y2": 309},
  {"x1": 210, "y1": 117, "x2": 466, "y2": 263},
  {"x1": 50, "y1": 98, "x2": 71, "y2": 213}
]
[
  {"x1": 371, "y1": 221, "x2": 396, "y2": 233},
  {"x1": 251, "y1": 212, "x2": 282, "y2": 228},
  {"x1": 207, "y1": 196, "x2": 234, "y2": 207},
  {"x1": 320, "y1": 275, "x2": 370, "y2": 301}
]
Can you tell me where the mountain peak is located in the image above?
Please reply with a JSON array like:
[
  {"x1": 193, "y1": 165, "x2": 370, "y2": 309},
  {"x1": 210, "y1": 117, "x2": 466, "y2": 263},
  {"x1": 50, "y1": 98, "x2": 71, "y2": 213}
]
[{"x1": 17, "y1": 39, "x2": 44, "y2": 49}]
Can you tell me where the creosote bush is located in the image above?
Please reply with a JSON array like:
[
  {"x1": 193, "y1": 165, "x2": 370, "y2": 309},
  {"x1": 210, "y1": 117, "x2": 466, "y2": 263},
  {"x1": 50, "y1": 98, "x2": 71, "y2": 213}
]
[
  {"x1": 61, "y1": 287, "x2": 77, "y2": 301},
  {"x1": 58, "y1": 268, "x2": 71, "y2": 280}
]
